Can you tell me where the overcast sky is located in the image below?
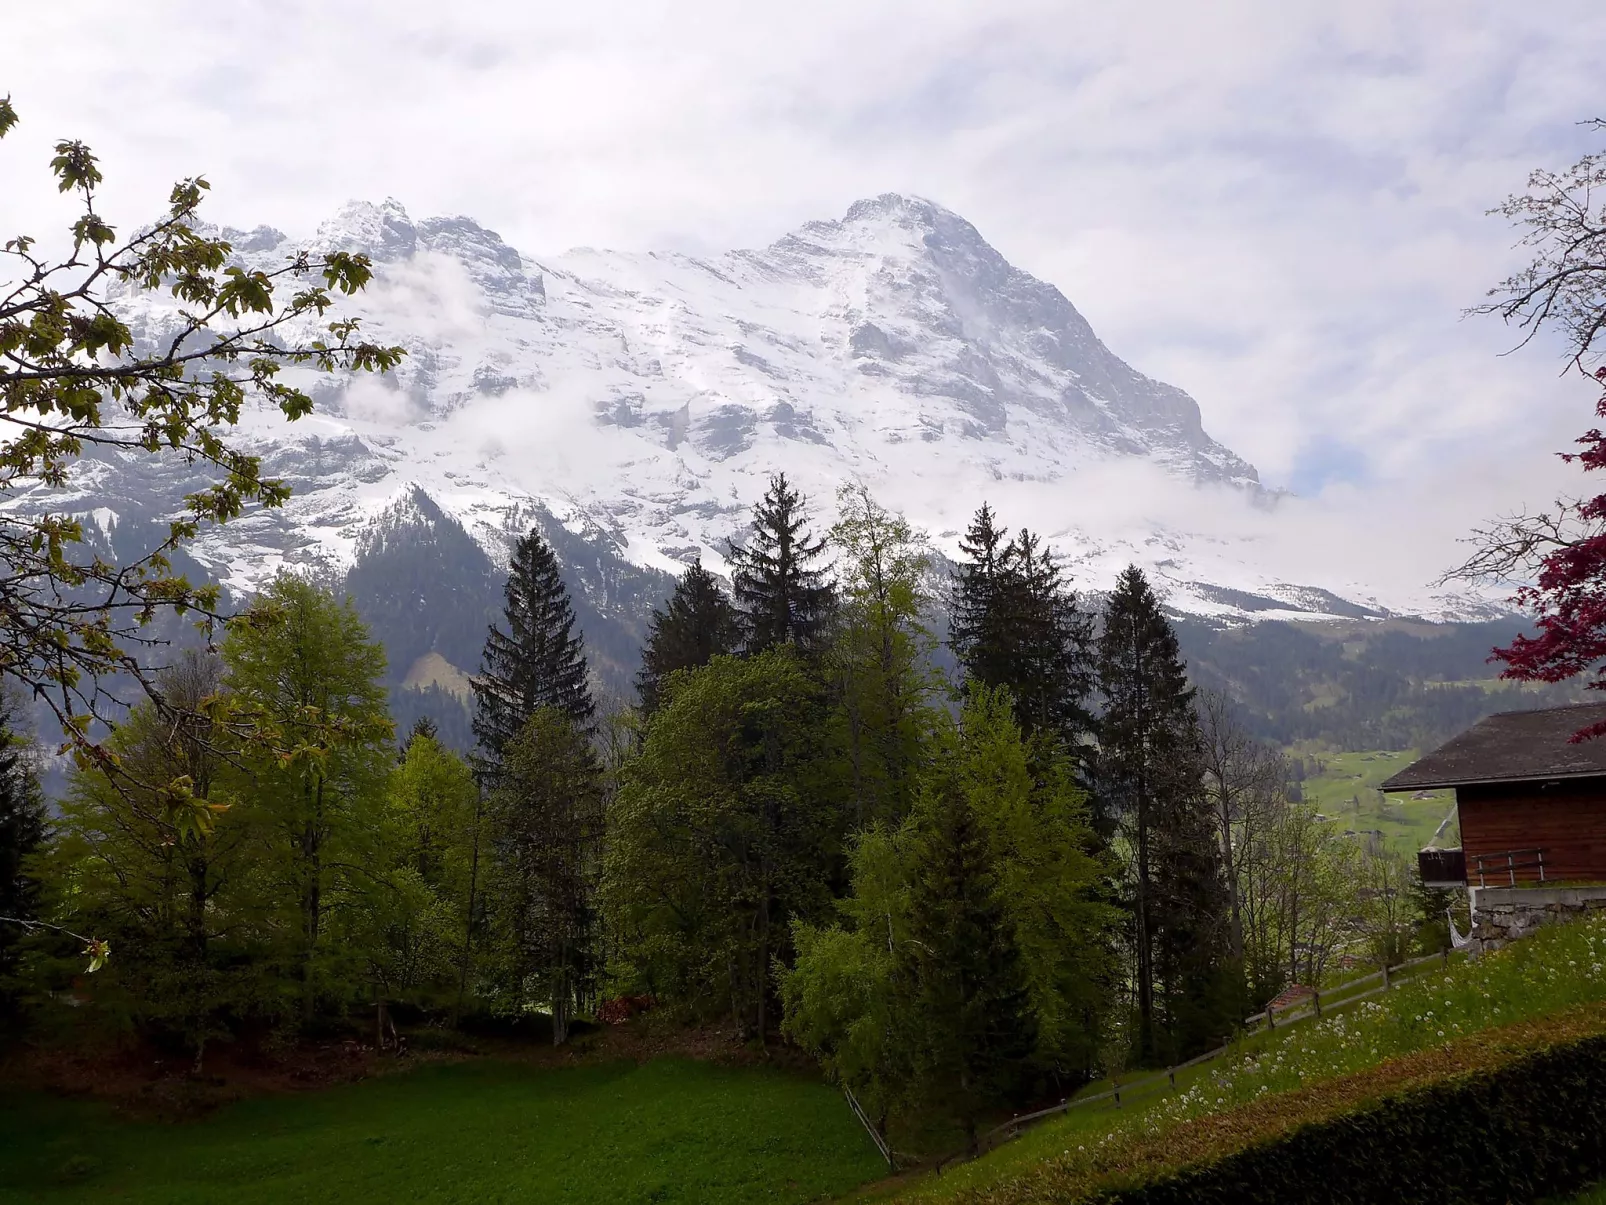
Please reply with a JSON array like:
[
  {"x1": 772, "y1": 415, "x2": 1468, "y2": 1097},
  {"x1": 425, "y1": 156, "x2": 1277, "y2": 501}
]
[{"x1": 6, "y1": 1, "x2": 1605, "y2": 546}]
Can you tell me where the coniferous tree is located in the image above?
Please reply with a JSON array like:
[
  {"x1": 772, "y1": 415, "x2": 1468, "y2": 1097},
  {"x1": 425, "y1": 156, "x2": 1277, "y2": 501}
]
[
  {"x1": 474, "y1": 528, "x2": 596, "y2": 766},
  {"x1": 635, "y1": 560, "x2": 742, "y2": 716},
  {"x1": 1097, "y1": 565, "x2": 1234, "y2": 1064},
  {"x1": 484, "y1": 708, "x2": 603, "y2": 1044},
  {"x1": 949, "y1": 503, "x2": 1012, "y2": 685},
  {"x1": 0, "y1": 705, "x2": 45, "y2": 1008},
  {"x1": 606, "y1": 649, "x2": 845, "y2": 1038},
  {"x1": 950, "y1": 505, "x2": 1097, "y2": 783},
  {"x1": 905, "y1": 768, "x2": 1037, "y2": 1153},
  {"x1": 728, "y1": 473, "x2": 837, "y2": 656}
]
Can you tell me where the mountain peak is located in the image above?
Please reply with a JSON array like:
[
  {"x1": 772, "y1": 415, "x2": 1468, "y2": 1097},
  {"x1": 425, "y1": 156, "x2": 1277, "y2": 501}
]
[
  {"x1": 841, "y1": 192, "x2": 954, "y2": 226},
  {"x1": 81, "y1": 191, "x2": 1444, "y2": 634},
  {"x1": 316, "y1": 198, "x2": 418, "y2": 258}
]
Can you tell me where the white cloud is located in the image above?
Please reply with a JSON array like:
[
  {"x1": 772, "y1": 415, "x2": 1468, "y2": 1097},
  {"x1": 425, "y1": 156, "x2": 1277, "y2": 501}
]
[{"x1": 5, "y1": 0, "x2": 1605, "y2": 585}]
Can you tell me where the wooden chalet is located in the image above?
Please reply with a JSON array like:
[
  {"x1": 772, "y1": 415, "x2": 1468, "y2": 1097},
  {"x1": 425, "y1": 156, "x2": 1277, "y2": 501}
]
[{"x1": 1382, "y1": 702, "x2": 1606, "y2": 890}]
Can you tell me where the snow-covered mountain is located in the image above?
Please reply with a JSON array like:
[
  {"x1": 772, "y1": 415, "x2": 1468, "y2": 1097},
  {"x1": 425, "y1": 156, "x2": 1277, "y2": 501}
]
[{"x1": 34, "y1": 192, "x2": 1508, "y2": 675}]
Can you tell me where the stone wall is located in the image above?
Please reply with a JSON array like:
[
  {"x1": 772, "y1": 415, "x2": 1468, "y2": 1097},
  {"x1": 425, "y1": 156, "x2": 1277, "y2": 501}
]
[{"x1": 1469, "y1": 885, "x2": 1606, "y2": 953}]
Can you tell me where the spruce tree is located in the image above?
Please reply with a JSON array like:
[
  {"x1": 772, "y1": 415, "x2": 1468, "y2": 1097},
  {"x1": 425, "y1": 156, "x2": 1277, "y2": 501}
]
[
  {"x1": 474, "y1": 528, "x2": 596, "y2": 766},
  {"x1": 905, "y1": 771, "x2": 1036, "y2": 1152},
  {"x1": 636, "y1": 560, "x2": 742, "y2": 716},
  {"x1": 949, "y1": 503, "x2": 1011, "y2": 684},
  {"x1": 950, "y1": 505, "x2": 1097, "y2": 773},
  {"x1": 1005, "y1": 529, "x2": 1097, "y2": 753},
  {"x1": 1097, "y1": 564, "x2": 1233, "y2": 1063},
  {"x1": 727, "y1": 473, "x2": 836, "y2": 655},
  {"x1": 0, "y1": 707, "x2": 44, "y2": 1007},
  {"x1": 484, "y1": 708, "x2": 603, "y2": 1045}
]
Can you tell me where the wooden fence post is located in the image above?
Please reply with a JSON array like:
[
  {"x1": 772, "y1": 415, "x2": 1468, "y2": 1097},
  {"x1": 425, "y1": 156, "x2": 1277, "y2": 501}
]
[{"x1": 1382, "y1": 963, "x2": 1391, "y2": 991}]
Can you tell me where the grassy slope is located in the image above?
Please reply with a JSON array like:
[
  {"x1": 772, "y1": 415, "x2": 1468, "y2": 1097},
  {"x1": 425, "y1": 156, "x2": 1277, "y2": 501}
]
[
  {"x1": 0, "y1": 1057, "x2": 884, "y2": 1205},
  {"x1": 882, "y1": 912, "x2": 1606, "y2": 1203},
  {"x1": 1296, "y1": 749, "x2": 1455, "y2": 858}
]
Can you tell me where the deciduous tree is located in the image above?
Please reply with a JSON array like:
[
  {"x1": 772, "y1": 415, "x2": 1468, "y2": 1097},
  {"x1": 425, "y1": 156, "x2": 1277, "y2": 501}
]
[
  {"x1": 0, "y1": 98, "x2": 400, "y2": 812},
  {"x1": 827, "y1": 484, "x2": 938, "y2": 826},
  {"x1": 222, "y1": 577, "x2": 393, "y2": 1025},
  {"x1": 606, "y1": 650, "x2": 845, "y2": 1038},
  {"x1": 1444, "y1": 121, "x2": 1606, "y2": 735}
]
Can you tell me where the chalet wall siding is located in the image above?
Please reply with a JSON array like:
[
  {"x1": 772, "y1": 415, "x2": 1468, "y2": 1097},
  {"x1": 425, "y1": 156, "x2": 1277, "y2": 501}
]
[{"x1": 1456, "y1": 780, "x2": 1606, "y2": 884}]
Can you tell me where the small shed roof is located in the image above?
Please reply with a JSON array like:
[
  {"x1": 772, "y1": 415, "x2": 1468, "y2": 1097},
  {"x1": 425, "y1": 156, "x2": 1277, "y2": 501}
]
[{"x1": 1381, "y1": 703, "x2": 1606, "y2": 792}]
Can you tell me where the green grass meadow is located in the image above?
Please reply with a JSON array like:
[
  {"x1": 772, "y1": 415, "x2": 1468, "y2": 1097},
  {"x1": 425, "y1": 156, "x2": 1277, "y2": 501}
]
[
  {"x1": 895, "y1": 912, "x2": 1606, "y2": 1202},
  {"x1": 1297, "y1": 749, "x2": 1455, "y2": 857},
  {"x1": 0, "y1": 1057, "x2": 885, "y2": 1205}
]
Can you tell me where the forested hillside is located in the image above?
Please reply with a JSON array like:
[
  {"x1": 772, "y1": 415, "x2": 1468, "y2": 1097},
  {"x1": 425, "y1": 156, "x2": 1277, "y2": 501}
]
[
  {"x1": 1177, "y1": 618, "x2": 1580, "y2": 752},
  {"x1": 337, "y1": 495, "x2": 1564, "y2": 758}
]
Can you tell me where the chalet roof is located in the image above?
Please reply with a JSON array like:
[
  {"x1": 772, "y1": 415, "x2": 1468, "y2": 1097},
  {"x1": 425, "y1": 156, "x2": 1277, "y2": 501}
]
[{"x1": 1381, "y1": 703, "x2": 1606, "y2": 792}]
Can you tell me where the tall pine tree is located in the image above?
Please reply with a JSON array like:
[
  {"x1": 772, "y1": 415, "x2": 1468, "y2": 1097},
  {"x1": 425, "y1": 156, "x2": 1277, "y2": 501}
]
[
  {"x1": 474, "y1": 527, "x2": 596, "y2": 765},
  {"x1": 635, "y1": 560, "x2": 742, "y2": 716},
  {"x1": 904, "y1": 748, "x2": 1037, "y2": 1153},
  {"x1": 1096, "y1": 565, "x2": 1234, "y2": 1064},
  {"x1": 484, "y1": 708, "x2": 603, "y2": 1045},
  {"x1": 950, "y1": 505, "x2": 1097, "y2": 777},
  {"x1": 0, "y1": 705, "x2": 44, "y2": 1009},
  {"x1": 949, "y1": 503, "x2": 1011, "y2": 684},
  {"x1": 728, "y1": 473, "x2": 836, "y2": 655}
]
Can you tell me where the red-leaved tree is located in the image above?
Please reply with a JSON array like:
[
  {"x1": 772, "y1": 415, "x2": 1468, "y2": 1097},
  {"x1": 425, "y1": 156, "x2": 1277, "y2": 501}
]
[{"x1": 1451, "y1": 121, "x2": 1606, "y2": 739}]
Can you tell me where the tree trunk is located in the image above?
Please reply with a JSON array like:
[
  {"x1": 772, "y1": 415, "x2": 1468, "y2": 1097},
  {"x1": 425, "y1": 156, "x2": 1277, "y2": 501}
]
[{"x1": 296, "y1": 768, "x2": 329, "y2": 1027}]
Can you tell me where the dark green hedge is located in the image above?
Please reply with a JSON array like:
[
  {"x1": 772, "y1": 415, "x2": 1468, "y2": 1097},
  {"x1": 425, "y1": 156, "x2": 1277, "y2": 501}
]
[{"x1": 1090, "y1": 1034, "x2": 1606, "y2": 1205}]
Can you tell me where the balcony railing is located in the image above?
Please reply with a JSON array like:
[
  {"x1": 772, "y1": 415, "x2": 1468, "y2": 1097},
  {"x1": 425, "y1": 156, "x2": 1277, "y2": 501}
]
[
  {"x1": 1471, "y1": 847, "x2": 1547, "y2": 887},
  {"x1": 1418, "y1": 847, "x2": 1466, "y2": 888}
]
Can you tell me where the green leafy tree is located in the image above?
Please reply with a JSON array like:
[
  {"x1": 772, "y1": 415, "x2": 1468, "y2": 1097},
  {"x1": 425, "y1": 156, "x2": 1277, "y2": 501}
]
[
  {"x1": 34, "y1": 654, "x2": 252, "y2": 1062},
  {"x1": 1097, "y1": 565, "x2": 1234, "y2": 1063},
  {"x1": 0, "y1": 98, "x2": 401, "y2": 812},
  {"x1": 482, "y1": 708, "x2": 603, "y2": 1044},
  {"x1": 605, "y1": 649, "x2": 846, "y2": 1038},
  {"x1": 376, "y1": 729, "x2": 479, "y2": 1010},
  {"x1": 222, "y1": 576, "x2": 393, "y2": 1025},
  {"x1": 474, "y1": 528, "x2": 596, "y2": 764},
  {"x1": 635, "y1": 560, "x2": 741, "y2": 716},
  {"x1": 728, "y1": 473, "x2": 837, "y2": 655},
  {"x1": 827, "y1": 484, "x2": 939, "y2": 826},
  {"x1": 783, "y1": 688, "x2": 1115, "y2": 1145}
]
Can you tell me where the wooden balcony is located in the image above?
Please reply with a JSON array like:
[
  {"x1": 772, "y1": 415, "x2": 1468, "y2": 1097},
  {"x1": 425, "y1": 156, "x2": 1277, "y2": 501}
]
[{"x1": 1418, "y1": 848, "x2": 1466, "y2": 888}]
